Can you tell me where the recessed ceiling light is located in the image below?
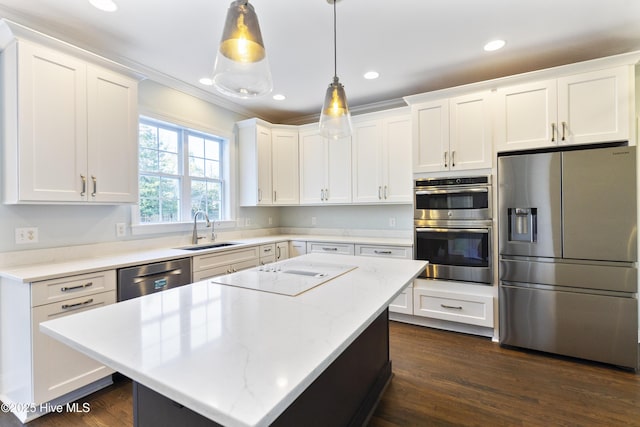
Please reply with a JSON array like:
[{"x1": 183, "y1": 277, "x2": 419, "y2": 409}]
[
  {"x1": 364, "y1": 71, "x2": 380, "y2": 80},
  {"x1": 199, "y1": 77, "x2": 213, "y2": 86},
  {"x1": 273, "y1": 94, "x2": 286, "y2": 101},
  {"x1": 484, "y1": 39, "x2": 506, "y2": 52},
  {"x1": 89, "y1": 0, "x2": 118, "y2": 12}
]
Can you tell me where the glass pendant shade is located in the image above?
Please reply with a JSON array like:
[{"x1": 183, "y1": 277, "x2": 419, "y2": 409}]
[
  {"x1": 212, "y1": 0, "x2": 273, "y2": 98},
  {"x1": 319, "y1": 76, "x2": 352, "y2": 139}
]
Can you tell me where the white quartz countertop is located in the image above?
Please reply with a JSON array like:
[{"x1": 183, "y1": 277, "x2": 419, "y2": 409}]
[
  {"x1": 41, "y1": 254, "x2": 427, "y2": 427},
  {"x1": 0, "y1": 234, "x2": 412, "y2": 283}
]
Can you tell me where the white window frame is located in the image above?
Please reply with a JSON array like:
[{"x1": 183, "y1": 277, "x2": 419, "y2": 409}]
[{"x1": 132, "y1": 114, "x2": 237, "y2": 236}]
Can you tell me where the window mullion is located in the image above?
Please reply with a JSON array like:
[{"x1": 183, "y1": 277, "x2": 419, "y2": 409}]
[{"x1": 181, "y1": 128, "x2": 192, "y2": 221}]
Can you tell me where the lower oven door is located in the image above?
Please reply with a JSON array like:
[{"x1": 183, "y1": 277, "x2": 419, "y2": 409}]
[{"x1": 415, "y1": 222, "x2": 492, "y2": 284}]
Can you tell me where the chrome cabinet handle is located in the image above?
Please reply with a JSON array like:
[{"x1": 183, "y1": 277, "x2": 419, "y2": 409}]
[
  {"x1": 551, "y1": 122, "x2": 557, "y2": 142},
  {"x1": 378, "y1": 186, "x2": 382, "y2": 200},
  {"x1": 441, "y1": 304, "x2": 463, "y2": 310},
  {"x1": 258, "y1": 189, "x2": 262, "y2": 202},
  {"x1": 91, "y1": 175, "x2": 97, "y2": 197},
  {"x1": 451, "y1": 150, "x2": 456, "y2": 167},
  {"x1": 384, "y1": 185, "x2": 388, "y2": 199},
  {"x1": 374, "y1": 250, "x2": 392, "y2": 255},
  {"x1": 61, "y1": 282, "x2": 93, "y2": 292},
  {"x1": 443, "y1": 151, "x2": 448, "y2": 168},
  {"x1": 320, "y1": 189, "x2": 325, "y2": 200},
  {"x1": 325, "y1": 188, "x2": 329, "y2": 200},
  {"x1": 273, "y1": 190, "x2": 276, "y2": 202},
  {"x1": 322, "y1": 247, "x2": 338, "y2": 251},
  {"x1": 62, "y1": 298, "x2": 94, "y2": 310},
  {"x1": 277, "y1": 246, "x2": 281, "y2": 258},
  {"x1": 561, "y1": 121, "x2": 567, "y2": 141},
  {"x1": 80, "y1": 175, "x2": 86, "y2": 196},
  {"x1": 264, "y1": 247, "x2": 272, "y2": 252}
]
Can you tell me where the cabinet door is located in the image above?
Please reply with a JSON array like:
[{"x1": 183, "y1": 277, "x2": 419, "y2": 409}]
[
  {"x1": 276, "y1": 242, "x2": 289, "y2": 260},
  {"x1": 557, "y1": 66, "x2": 630, "y2": 146},
  {"x1": 17, "y1": 41, "x2": 88, "y2": 202},
  {"x1": 449, "y1": 92, "x2": 493, "y2": 170},
  {"x1": 412, "y1": 99, "x2": 449, "y2": 173},
  {"x1": 352, "y1": 120, "x2": 383, "y2": 203},
  {"x1": 32, "y1": 290, "x2": 115, "y2": 403},
  {"x1": 326, "y1": 136, "x2": 351, "y2": 203},
  {"x1": 495, "y1": 79, "x2": 557, "y2": 151},
  {"x1": 299, "y1": 130, "x2": 326, "y2": 204},
  {"x1": 87, "y1": 66, "x2": 138, "y2": 203},
  {"x1": 256, "y1": 125, "x2": 273, "y2": 205},
  {"x1": 382, "y1": 116, "x2": 412, "y2": 203},
  {"x1": 271, "y1": 129, "x2": 299, "y2": 205}
]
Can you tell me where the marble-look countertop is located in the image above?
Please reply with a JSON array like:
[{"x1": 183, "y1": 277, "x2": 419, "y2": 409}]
[
  {"x1": 41, "y1": 253, "x2": 427, "y2": 427},
  {"x1": 0, "y1": 234, "x2": 412, "y2": 283}
]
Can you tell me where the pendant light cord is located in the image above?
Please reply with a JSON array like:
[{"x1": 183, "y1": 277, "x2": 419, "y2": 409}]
[{"x1": 333, "y1": 0, "x2": 337, "y2": 79}]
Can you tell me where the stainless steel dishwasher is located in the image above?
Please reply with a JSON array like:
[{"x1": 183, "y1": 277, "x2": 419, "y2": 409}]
[{"x1": 117, "y1": 258, "x2": 192, "y2": 301}]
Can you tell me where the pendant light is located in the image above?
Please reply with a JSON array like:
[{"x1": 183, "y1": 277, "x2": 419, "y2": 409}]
[
  {"x1": 319, "y1": 0, "x2": 352, "y2": 139},
  {"x1": 212, "y1": 0, "x2": 273, "y2": 98}
]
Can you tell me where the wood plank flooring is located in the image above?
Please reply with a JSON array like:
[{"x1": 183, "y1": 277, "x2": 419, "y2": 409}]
[{"x1": 2, "y1": 321, "x2": 639, "y2": 426}]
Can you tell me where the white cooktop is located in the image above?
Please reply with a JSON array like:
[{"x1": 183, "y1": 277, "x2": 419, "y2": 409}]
[{"x1": 210, "y1": 260, "x2": 357, "y2": 296}]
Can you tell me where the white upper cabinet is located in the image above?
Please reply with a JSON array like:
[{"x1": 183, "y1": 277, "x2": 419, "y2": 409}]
[
  {"x1": 412, "y1": 91, "x2": 492, "y2": 173},
  {"x1": 299, "y1": 128, "x2": 351, "y2": 204},
  {"x1": 238, "y1": 119, "x2": 299, "y2": 206},
  {"x1": 2, "y1": 39, "x2": 139, "y2": 204},
  {"x1": 238, "y1": 121, "x2": 272, "y2": 205},
  {"x1": 352, "y1": 114, "x2": 412, "y2": 204},
  {"x1": 271, "y1": 128, "x2": 299, "y2": 205},
  {"x1": 495, "y1": 66, "x2": 631, "y2": 151}
]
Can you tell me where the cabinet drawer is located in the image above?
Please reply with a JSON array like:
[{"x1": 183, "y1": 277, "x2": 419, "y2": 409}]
[
  {"x1": 290, "y1": 241, "x2": 307, "y2": 257},
  {"x1": 260, "y1": 244, "x2": 276, "y2": 257},
  {"x1": 31, "y1": 270, "x2": 116, "y2": 307},
  {"x1": 413, "y1": 288, "x2": 493, "y2": 327},
  {"x1": 307, "y1": 242, "x2": 355, "y2": 255},
  {"x1": 193, "y1": 259, "x2": 260, "y2": 282},
  {"x1": 193, "y1": 247, "x2": 260, "y2": 272},
  {"x1": 260, "y1": 255, "x2": 276, "y2": 265},
  {"x1": 355, "y1": 245, "x2": 411, "y2": 259}
]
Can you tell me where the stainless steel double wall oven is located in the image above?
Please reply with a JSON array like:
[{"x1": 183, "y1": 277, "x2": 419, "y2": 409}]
[{"x1": 414, "y1": 176, "x2": 493, "y2": 284}]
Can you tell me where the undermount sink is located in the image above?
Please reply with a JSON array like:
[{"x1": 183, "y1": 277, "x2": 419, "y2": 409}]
[{"x1": 177, "y1": 242, "x2": 239, "y2": 251}]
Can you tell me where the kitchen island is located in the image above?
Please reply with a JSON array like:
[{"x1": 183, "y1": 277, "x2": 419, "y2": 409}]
[{"x1": 40, "y1": 253, "x2": 427, "y2": 427}]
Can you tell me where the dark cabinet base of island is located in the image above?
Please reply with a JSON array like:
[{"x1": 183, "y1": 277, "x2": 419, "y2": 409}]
[{"x1": 133, "y1": 309, "x2": 391, "y2": 427}]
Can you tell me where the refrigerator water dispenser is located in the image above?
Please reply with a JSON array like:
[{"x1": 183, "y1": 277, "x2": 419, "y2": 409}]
[{"x1": 508, "y1": 208, "x2": 536, "y2": 242}]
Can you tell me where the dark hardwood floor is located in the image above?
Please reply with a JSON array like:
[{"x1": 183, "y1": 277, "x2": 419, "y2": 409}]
[{"x1": 2, "y1": 321, "x2": 640, "y2": 426}]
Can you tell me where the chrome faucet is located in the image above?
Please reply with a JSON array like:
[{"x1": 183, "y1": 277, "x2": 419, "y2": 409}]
[{"x1": 192, "y1": 211, "x2": 211, "y2": 244}]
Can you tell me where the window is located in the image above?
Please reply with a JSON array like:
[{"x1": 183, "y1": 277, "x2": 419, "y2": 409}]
[{"x1": 137, "y1": 117, "x2": 226, "y2": 225}]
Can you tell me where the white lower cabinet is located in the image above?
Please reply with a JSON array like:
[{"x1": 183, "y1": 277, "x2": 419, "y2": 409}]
[
  {"x1": 289, "y1": 241, "x2": 307, "y2": 257},
  {"x1": 0, "y1": 270, "x2": 116, "y2": 422},
  {"x1": 413, "y1": 282, "x2": 494, "y2": 328},
  {"x1": 276, "y1": 241, "x2": 289, "y2": 261},
  {"x1": 192, "y1": 246, "x2": 260, "y2": 281},
  {"x1": 355, "y1": 244, "x2": 413, "y2": 314},
  {"x1": 259, "y1": 244, "x2": 276, "y2": 265}
]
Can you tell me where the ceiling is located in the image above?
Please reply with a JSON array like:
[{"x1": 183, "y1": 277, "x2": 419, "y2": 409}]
[{"x1": 1, "y1": 0, "x2": 640, "y2": 124}]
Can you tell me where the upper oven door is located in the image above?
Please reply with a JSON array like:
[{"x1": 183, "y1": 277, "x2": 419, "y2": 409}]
[{"x1": 414, "y1": 185, "x2": 492, "y2": 220}]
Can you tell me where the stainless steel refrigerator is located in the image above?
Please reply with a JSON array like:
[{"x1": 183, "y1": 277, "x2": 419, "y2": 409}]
[{"x1": 498, "y1": 145, "x2": 638, "y2": 369}]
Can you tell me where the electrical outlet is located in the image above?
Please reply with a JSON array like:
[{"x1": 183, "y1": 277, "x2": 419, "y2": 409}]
[
  {"x1": 116, "y1": 223, "x2": 126, "y2": 237},
  {"x1": 15, "y1": 227, "x2": 38, "y2": 244},
  {"x1": 389, "y1": 217, "x2": 396, "y2": 227},
  {"x1": 311, "y1": 217, "x2": 317, "y2": 225},
  {"x1": 268, "y1": 217, "x2": 273, "y2": 225},
  {"x1": 245, "y1": 217, "x2": 251, "y2": 226}
]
